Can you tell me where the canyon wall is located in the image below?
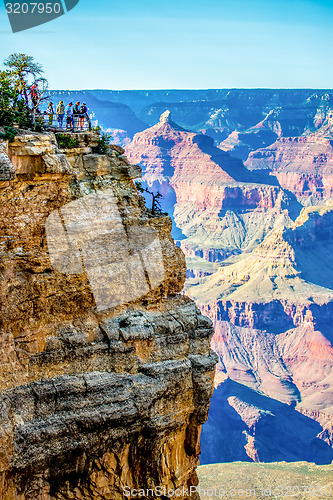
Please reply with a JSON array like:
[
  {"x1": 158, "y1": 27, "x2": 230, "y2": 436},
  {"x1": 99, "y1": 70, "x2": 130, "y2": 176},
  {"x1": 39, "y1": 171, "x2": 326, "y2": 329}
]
[
  {"x1": 187, "y1": 208, "x2": 333, "y2": 463},
  {"x1": 125, "y1": 111, "x2": 298, "y2": 261},
  {"x1": 125, "y1": 113, "x2": 333, "y2": 464},
  {"x1": 245, "y1": 136, "x2": 333, "y2": 205},
  {"x1": 49, "y1": 89, "x2": 333, "y2": 147},
  {"x1": 0, "y1": 129, "x2": 217, "y2": 499}
]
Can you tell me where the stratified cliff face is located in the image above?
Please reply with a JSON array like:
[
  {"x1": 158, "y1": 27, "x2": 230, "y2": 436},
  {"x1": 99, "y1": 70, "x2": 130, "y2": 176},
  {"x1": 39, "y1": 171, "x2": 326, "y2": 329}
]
[
  {"x1": 125, "y1": 112, "x2": 298, "y2": 266},
  {"x1": 187, "y1": 207, "x2": 333, "y2": 464},
  {"x1": 125, "y1": 113, "x2": 333, "y2": 465},
  {"x1": 218, "y1": 121, "x2": 278, "y2": 161},
  {"x1": 245, "y1": 135, "x2": 333, "y2": 205},
  {"x1": 0, "y1": 130, "x2": 217, "y2": 499}
]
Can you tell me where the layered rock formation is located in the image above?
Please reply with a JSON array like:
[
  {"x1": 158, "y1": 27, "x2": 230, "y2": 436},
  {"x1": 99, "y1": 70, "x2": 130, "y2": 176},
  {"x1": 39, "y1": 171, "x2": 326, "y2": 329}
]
[
  {"x1": 125, "y1": 112, "x2": 333, "y2": 465},
  {"x1": 125, "y1": 112, "x2": 299, "y2": 266},
  {"x1": 218, "y1": 121, "x2": 278, "y2": 161},
  {"x1": 187, "y1": 207, "x2": 333, "y2": 463},
  {"x1": 0, "y1": 130, "x2": 217, "y2": 499},
  {"x1": 245, "y1": 135, "x2": 333, "y2": 205}
]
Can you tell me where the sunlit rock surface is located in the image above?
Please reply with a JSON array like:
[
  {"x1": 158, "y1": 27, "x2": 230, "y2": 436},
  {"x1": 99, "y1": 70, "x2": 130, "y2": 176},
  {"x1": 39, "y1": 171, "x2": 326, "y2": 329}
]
[{"x1": 0, "y1": 130, "x2": 217, "y2": 499}]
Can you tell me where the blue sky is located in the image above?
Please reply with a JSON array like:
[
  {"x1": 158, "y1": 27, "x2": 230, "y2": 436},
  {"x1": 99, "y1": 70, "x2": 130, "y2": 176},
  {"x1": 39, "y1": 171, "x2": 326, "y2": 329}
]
[{"x1": 0, "y1": 0, "x2": 332, "y2": 89}]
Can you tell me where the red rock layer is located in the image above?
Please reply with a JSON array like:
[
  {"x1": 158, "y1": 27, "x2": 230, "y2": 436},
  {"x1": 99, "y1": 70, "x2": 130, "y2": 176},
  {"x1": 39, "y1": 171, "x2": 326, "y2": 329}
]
[{"x1": 245, "y1": 136, "x2": 333, "y2": 204}]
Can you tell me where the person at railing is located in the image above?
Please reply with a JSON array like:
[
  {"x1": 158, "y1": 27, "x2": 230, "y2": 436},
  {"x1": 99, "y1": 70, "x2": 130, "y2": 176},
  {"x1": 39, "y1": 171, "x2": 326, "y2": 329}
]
[
  {"x1": 65, "y1": 102, "x2": 74, "y2": 131},
  {"x1": 73, "y1": 101, "x2": 80, "y2": 130},
  {"x1": 79, "y1": 102, "x2": 88, "y2": 131},
  {"x1": 46, "y1": 102, "x2": 55, "y2": 126},
  {"x1": 30, "y1": 83, "x2": 38, "y2": 107},
  {"x1": 56, "y1": 101, "x2": 65, "y2": 128}
]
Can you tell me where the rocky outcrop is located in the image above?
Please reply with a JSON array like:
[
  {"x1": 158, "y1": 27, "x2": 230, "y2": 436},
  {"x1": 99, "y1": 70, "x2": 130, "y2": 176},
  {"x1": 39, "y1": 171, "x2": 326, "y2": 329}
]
[
  {"x1": 0, "y1": 130, "x2": 217, "y2": 499},
  {"x1": 126, "y1": 110, "x2": 252, "y2": 185},
  {"x1": 0, "y1": 140, "x2": 16, "y2": 181},
  {"x1": 218, "y1": 122, "x2": 278, "y2": 161}
]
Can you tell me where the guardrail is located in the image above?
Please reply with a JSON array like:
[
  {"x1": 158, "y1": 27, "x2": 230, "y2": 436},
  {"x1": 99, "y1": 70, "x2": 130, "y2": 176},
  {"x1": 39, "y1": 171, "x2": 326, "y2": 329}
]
[{"x1": 42, "y1": 113, "x2": 92, "y2": 132}]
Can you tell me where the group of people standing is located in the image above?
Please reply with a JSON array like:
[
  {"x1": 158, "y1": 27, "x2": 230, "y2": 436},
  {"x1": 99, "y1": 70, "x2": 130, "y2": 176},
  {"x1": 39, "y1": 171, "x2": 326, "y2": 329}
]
[{"x1": 45, "y1": 101, "x2": 88, "y2": 130}]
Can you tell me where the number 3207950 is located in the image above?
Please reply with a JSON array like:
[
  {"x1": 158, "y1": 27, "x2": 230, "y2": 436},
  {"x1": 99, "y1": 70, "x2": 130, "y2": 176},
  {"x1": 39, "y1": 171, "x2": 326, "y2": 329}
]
[{"x1": 5, "y1": 3, "x2": 62, "y2": 14}]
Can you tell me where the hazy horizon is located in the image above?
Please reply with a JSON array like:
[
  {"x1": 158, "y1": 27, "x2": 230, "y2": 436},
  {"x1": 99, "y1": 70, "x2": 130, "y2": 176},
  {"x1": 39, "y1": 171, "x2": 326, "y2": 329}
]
[{"x1": 51, "y1": 87, "x2": 333, "y2": 91}]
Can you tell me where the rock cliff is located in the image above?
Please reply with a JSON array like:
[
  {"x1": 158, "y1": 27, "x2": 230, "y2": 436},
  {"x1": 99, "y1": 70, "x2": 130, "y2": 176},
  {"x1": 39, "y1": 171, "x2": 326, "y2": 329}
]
[
  {"x1": 245, "y1": 135, "x2": 333, "y2": 205},
  {"x1": 187, "y1": 207, "x2": 333, "y2": 463},
  {"x1": 218, "y1": 121, "x2": 278, "y2": 161},
  {"x1": 0, "y1": 129, "x2": 217, "y2": 499},
  {"x1": 135, "y1": 90, "x2": 333, "y2": 144}
]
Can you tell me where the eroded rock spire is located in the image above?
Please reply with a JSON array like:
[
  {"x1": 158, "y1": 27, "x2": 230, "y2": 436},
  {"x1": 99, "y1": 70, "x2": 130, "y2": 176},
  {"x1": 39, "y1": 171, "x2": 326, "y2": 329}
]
[{"x1": 159, "y1": 110, "x2": 172, "y2": 123}]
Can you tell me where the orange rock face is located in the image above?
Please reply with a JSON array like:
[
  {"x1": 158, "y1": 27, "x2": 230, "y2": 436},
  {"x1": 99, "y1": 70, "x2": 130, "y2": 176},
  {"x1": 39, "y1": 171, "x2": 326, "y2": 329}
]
[
  {"x1": 0, "y1": 130, "x2": 217, "y2": 499},
  {"x1": 189, "y1": 209, "x2": 333, "y2": 464},
  {"x1": 125, "y1": 112, "x2": 298, "y2": 261}
]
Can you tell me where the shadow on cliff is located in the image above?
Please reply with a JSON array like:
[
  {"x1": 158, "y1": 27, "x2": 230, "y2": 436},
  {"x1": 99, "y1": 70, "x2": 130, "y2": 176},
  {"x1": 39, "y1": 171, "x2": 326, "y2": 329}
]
[
  {"x1": 192, "y1": 135, "x2": 304, "y2": 220},
  {"x1": 218, "y1": 300, "x2": 295, "y2": 335},
  {"x1": 200, "y1": 378, "x2": 333, "y2": 465},
  {"x1": 193, "y1": 134, "x2": 257, "y2": 183},
  {"x1": 200, "y1": 381, "x2": 250, "y2": 465},
  {"x1": 286, "y1": 211, "x2": 333, "y2": 290}
]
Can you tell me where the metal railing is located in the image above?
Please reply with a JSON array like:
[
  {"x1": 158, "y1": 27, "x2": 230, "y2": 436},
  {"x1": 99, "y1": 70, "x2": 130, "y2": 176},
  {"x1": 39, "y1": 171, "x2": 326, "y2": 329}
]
[{"x1": 42, "y1": 113, "x2": 92, "y2": 132}]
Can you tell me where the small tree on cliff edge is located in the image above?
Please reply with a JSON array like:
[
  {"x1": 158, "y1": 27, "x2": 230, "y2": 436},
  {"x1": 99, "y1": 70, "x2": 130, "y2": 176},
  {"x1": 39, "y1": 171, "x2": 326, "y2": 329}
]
[
  {"x1": 2, "y1": 53, "x2": 49, "y2": 128},
  {"x1": 0, "y1": 71, "x2": 17, "y2": 126},
  {"x1": 4, "y1": 53, "x2": 45, "y2": 108}
]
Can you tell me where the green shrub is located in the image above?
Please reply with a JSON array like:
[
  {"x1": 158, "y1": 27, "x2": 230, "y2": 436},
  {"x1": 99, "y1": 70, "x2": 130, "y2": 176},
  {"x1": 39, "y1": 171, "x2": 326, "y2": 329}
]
[
  {"x1": 0, "y1": 125, "x2": 17, "y2": 142},
  {"x1": 56, "y1": 133, "x2": 79, "y2": 149},
  {"x1": 135, "y1": 181, "x2": 145, "y2": 193},
  {"x1": 93, "y1": 132, "x2": 112, "y2": 155}
]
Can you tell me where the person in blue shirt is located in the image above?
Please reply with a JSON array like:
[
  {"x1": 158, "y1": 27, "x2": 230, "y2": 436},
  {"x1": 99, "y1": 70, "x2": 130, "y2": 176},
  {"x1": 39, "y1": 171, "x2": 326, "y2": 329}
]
[{"x1": 65, "y1": 102, "x2": 73, "y2": 130}]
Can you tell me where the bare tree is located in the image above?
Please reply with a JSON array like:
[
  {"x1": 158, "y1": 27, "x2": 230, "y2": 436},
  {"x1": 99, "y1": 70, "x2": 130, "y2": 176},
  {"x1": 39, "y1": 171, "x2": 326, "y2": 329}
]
[{"x1": 145, "y1": 188, "x2": 163, "y2": 215}]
